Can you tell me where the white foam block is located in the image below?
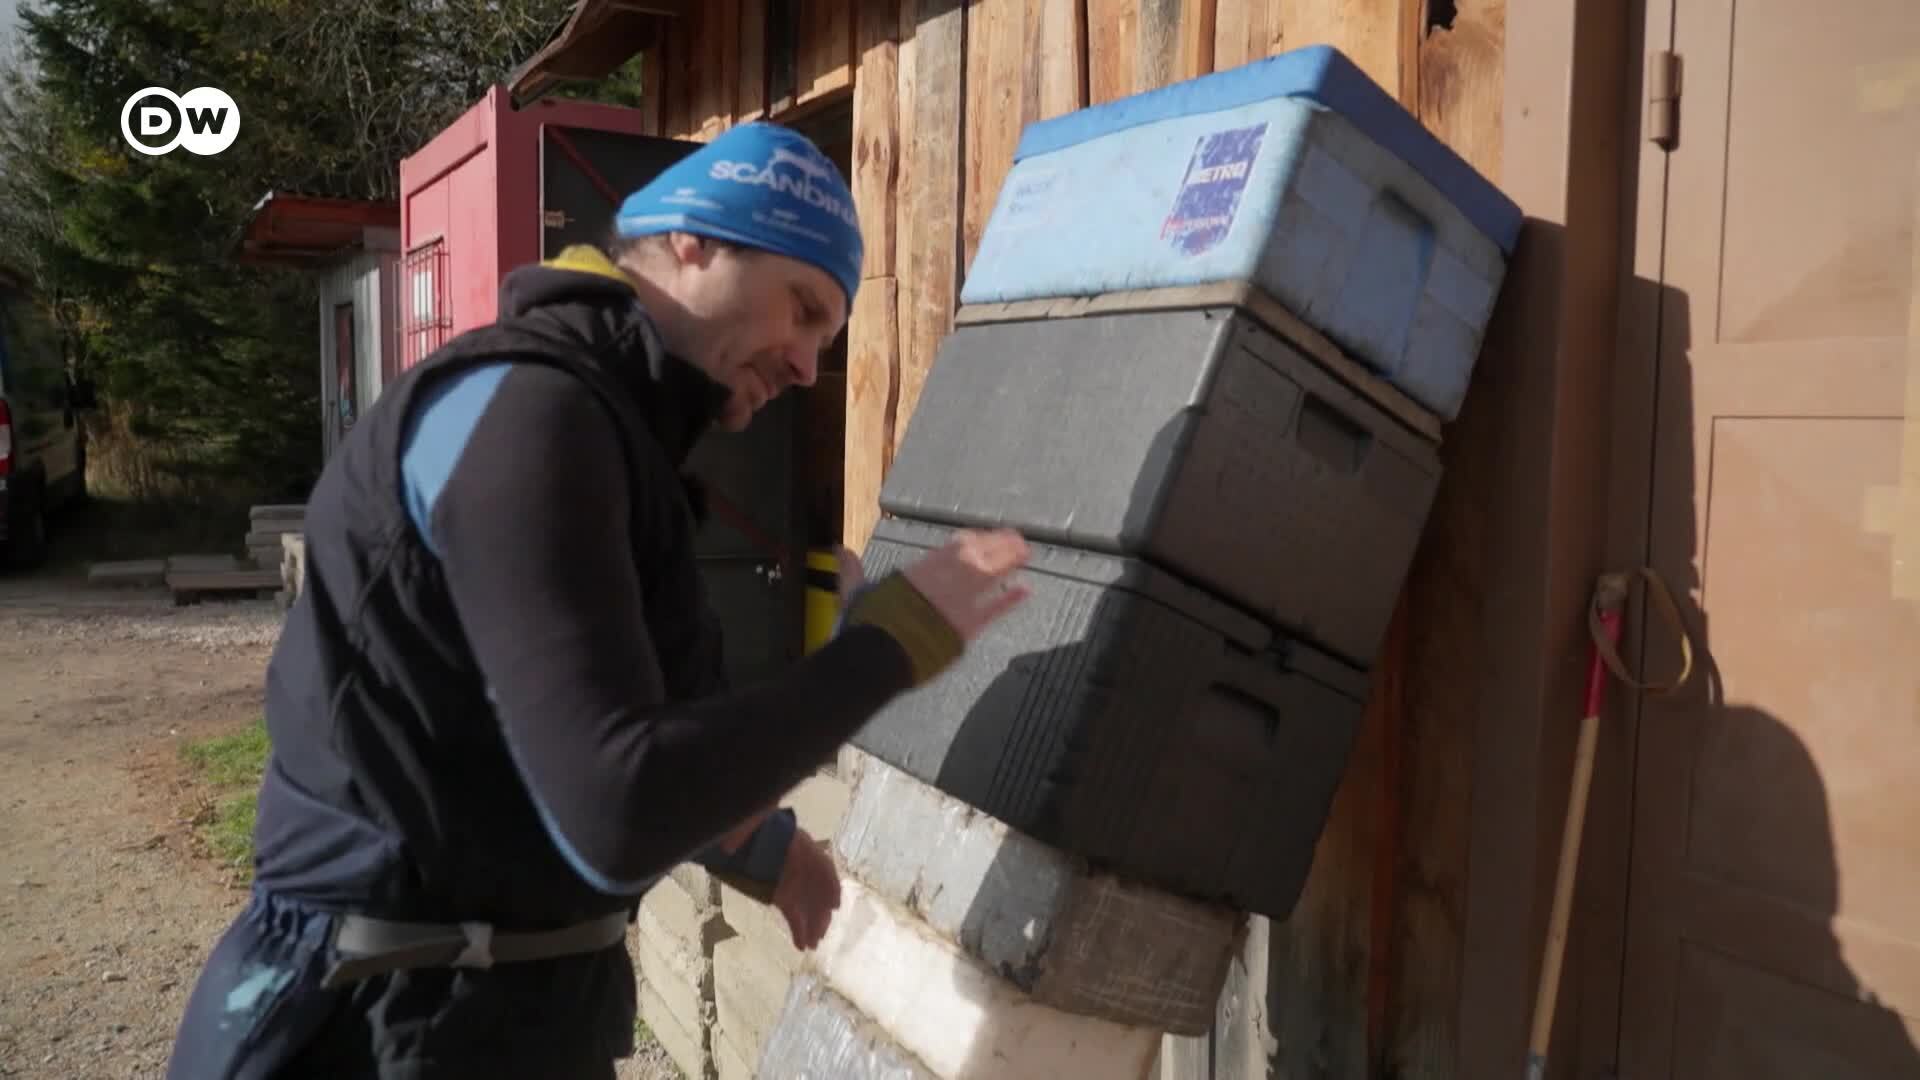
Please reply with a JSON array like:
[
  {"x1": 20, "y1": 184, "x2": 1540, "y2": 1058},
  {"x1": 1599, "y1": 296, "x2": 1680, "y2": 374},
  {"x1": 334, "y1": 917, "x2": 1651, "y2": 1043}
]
[{"x1": 808, "y1": 879, "x2": 1162, "y2": 1080}]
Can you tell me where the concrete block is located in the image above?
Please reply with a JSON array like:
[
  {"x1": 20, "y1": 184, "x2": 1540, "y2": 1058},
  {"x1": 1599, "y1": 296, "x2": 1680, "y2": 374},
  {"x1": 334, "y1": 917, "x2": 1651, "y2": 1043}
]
[
  {"x1": 644, "y1": 873, "x2": 731, "y2": 951},
  {"x1": 808, "y1": 878, "x2": 1163, "y2": 1080},
  {"x1": 641, "y1": 979, "x2": 713, "y2": 1080},
  {"x1": 832, "y1": 757, "x2": 1242, "y2": 1035},
  {"x1": 754, "y1": 973, "x2": 938, "y2": 1080},
  {"x1": 714, "y1": 935, "x2": 790, "y2": 1060},
  {"x1": 635, "y1": 908, "x2": 714, "y2": 1040}
]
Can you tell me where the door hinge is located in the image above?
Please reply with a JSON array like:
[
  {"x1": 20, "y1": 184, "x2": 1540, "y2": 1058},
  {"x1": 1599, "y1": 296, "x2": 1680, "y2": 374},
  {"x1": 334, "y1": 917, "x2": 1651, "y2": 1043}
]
[{"x1": 1648, "y1": 50, "x2": 1682, "y2": 150}]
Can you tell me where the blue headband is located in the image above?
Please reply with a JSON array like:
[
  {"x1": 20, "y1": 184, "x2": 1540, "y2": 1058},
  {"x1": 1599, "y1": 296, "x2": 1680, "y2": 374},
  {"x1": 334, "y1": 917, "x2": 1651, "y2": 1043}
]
[{"x1": 615, "y1": 122, "x2": 863, "y2": 309}]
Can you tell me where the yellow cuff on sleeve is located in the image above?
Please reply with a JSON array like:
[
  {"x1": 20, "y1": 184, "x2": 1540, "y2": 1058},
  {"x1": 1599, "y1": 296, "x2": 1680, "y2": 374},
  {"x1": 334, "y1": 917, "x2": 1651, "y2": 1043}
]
[{"x1": 842, "y1": 571, "x2": 965, "y2": 686}]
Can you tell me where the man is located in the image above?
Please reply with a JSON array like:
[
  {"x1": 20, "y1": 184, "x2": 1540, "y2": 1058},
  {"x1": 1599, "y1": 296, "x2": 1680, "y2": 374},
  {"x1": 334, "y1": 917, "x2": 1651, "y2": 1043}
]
[{"x1": 166, "y1": 121, "x2": 1030, "y2": 1079}]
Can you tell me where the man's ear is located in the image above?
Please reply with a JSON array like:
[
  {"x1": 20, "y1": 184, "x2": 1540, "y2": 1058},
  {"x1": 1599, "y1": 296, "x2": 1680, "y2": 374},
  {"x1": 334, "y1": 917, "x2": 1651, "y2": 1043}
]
[{"x1": 668, "y1": 232, "x2": 718, "y2": 269}]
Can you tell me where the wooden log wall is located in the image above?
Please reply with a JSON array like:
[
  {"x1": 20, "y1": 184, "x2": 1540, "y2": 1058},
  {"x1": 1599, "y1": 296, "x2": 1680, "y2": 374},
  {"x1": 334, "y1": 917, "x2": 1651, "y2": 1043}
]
[{"x1": 647, "y1": 1, "x2": 1509, "y2": 1074}]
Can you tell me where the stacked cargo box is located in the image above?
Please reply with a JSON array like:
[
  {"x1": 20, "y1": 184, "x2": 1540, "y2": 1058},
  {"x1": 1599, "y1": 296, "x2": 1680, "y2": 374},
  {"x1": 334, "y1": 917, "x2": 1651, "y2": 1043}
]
[{"x1": 849, "y1": 44, "x2": 1520, "y2": 925}]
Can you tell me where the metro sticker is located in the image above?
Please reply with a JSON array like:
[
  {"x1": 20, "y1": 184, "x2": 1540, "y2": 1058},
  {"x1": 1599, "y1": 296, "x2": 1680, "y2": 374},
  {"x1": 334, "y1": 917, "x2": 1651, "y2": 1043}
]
[{"x1": 1161, "y1": 122, "x2": 1268, "y2": 257}]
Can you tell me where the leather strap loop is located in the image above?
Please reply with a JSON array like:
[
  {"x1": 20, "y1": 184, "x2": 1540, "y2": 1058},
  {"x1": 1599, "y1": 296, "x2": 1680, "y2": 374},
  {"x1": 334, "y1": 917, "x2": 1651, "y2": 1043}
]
[{"x1": 1589, "y1": 568, "x2": 1695, "y2": 695}]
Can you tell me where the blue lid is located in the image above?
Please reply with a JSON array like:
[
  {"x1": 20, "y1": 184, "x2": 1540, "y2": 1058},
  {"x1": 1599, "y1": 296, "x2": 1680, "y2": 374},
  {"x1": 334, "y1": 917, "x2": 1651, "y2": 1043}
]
[{"x1": 1013, "y1": 44, "x2": 1522, "y2": 255}]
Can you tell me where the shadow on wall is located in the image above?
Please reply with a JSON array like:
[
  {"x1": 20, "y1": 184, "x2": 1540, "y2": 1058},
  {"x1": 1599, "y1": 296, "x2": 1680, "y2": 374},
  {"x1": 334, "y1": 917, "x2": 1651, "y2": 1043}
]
[{"x1": 1595, "y1": 274, "x2": 1920, "y2": 1076}]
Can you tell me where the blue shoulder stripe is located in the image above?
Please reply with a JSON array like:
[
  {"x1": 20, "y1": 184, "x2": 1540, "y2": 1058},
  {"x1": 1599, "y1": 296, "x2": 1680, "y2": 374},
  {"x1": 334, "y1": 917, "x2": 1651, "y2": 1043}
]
[{"x1": 398, "y1": 363, "x2": 512, "y2": 555}]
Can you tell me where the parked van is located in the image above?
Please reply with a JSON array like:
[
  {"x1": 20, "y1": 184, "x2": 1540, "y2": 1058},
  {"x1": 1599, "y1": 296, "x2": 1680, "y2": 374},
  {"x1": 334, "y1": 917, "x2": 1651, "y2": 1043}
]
[{"x1": 0, "y1": 272, "x2": 94, "y2": 569}]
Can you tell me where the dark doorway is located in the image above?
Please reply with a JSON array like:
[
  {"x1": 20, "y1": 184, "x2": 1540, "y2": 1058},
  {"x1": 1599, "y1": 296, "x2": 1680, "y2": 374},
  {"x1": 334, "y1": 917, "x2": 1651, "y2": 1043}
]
[
  {"x1": 538, "y1": 121, "x2": 808, "y2": 686},
  {"x1": 778, "y1": 94, "x2": 853, "y2": 559}
]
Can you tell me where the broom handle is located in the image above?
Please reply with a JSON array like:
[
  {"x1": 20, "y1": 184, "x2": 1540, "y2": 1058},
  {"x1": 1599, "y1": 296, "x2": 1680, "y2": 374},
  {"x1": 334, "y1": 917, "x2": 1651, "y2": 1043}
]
[{"x1": 1526, "y1": 579, "x2": 1626, "y2": 1080}]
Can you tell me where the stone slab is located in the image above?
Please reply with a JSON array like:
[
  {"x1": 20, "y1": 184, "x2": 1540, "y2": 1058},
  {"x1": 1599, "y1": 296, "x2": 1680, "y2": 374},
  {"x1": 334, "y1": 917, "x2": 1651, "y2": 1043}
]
[
  {"x1": 670, "y1": 861, "x2": 722, "y2": 905},
  {"x1": 754, "y1": 973, "x2": 938, "y2": 1080},
  {"x1": 86, "y1": 560, "x2": 167, "y2": 587},
  {"x1": 720, "y1": 882, "x2": 801, "y2": 974},
  {"x1": 787, "y1": 770, "x2": 852, "y2": 838},
  {"x1": 717, "y1": 770, "x2": 853, "y2": 968},
  {"x1": 832, "y1": 757, "x2": 1242, "y2": 1035},
  {"x1": 714, "y1": 935, "x2": 789, "y2": 1060},
  {"x1": 714, "y1": 1026, "x2": 756, "y2": 1080},
  {"x1": 165, "y1": 553, "x2": 239, "y2": 573},
  {"x1": 643, "y1": 872, "x2": 730, "y2": 951},
  {"x1": 641, "y1": 978, "x2": 713, "y2": 1080},
  {"x1": 635, "y1": 907, "x2": 713, "y2": 1042},
  {"x1": 280, "y1": 534, "x2": 307, "y2": 599}
]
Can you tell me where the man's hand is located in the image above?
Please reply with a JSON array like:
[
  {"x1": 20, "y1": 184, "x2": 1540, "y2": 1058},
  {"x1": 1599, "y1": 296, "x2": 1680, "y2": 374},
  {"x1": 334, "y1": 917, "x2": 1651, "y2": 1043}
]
[
  {"x1": 838, "y1": 529, "x2": 1030, "y2": 643},
  {"x1": 901, "y1": 528, "x2": 1030, "y2": 641},
  {"x1": 770, "y1": 827, "x2": 841, "y2": 952}
]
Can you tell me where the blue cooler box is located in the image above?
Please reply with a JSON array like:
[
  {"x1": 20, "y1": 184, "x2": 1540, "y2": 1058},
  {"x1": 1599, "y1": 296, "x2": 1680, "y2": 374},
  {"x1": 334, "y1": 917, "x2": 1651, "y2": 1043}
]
[{"x1": 959, "y1": 45, "x2": 1522, "y2": 421}]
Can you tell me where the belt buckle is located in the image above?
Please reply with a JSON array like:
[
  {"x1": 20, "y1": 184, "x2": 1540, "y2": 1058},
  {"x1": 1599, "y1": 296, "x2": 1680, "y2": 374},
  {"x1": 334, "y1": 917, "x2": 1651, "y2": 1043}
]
[{"x1": 453, "y1": 921, "x2": 494, "y2": 969}]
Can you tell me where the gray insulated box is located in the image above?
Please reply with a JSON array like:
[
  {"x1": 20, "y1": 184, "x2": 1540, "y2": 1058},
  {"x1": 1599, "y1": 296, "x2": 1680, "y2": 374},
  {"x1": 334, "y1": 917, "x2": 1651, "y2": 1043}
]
[
  {"x1": 877, "y1": 305, "x2": 1442, "y2": 669},
  {"x1": 849, "y1": 516, "x2": 1370, "y2": 921}
]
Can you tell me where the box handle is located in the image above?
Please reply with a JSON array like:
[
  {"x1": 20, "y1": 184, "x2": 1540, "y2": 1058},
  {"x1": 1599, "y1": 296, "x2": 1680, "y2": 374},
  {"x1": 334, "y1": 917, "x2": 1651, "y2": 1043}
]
[
  {"x1": 1209, "y1": 652, "x2": 1292, "y2": 736},
  {"x1": 1296, "y1": 391, "x2": 1374, "y2": 473}
]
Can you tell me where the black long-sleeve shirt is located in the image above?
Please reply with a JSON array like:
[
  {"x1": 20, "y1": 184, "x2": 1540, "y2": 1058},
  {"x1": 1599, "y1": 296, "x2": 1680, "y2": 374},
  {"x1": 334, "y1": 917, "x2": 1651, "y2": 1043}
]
[{"x1": 399, "y1": 359, "x2": 911, "y2": 894}]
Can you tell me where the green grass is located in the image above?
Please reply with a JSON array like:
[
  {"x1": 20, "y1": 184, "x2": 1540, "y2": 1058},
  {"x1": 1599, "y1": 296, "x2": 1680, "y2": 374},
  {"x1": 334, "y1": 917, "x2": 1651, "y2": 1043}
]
[{"x1": 180, "y1": 717, "x2": 271, "y2": 878}]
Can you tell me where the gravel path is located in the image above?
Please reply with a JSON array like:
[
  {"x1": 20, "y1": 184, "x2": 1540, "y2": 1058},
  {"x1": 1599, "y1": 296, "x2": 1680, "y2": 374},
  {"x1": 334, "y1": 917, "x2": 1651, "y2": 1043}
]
[{"x1": 0, "y1": 574, "x2": 678, "y2": 1080}]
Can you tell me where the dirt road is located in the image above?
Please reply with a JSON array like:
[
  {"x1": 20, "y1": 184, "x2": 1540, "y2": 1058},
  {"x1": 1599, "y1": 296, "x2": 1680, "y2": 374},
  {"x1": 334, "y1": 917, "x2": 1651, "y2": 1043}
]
[
  {"x1": 0, "y1": 575, "x2": 279, "y2": 1078},
  {"x1": 0, "y1": 574, "x2": 676, "y2": 1080}
]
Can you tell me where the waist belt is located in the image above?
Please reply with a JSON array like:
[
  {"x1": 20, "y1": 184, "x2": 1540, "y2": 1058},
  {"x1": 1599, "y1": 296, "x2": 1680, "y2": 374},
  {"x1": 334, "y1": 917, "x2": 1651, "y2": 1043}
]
[{"x1": 320, "y1": 909, "x2": 631, "y2": 990}]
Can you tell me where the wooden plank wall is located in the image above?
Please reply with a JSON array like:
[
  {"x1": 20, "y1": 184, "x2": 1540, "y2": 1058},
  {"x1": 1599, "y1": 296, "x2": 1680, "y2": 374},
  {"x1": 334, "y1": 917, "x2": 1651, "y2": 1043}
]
[
  {"x1": 650, "y1": 1, "x2": 1509, "y2": 1075},
  {"x1": 1383, "y1": 1, "x2": 1507, "y2": 1075},
  {"x1": 643, "y1": 0, "x2": 859, "y2": 144}
]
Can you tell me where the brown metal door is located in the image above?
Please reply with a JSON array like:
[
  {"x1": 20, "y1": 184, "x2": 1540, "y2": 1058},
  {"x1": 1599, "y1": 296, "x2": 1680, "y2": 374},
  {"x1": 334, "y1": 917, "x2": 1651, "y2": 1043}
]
[{"x1": 1618, "y1": 0, "x2": 1920, "y2": 1075}]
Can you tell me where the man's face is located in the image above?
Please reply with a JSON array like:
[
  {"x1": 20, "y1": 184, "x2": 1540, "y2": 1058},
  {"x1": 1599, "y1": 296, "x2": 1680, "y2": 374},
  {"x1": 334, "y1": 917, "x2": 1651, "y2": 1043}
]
[{"x1": 664, "y1": 235, "x2": 848, "y2": 432}]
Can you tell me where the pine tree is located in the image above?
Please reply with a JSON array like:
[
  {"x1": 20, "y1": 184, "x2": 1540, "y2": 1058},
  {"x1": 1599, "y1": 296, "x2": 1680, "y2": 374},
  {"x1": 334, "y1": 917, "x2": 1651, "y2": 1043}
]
[{"x1": 0, "y1": 0, "x2": 643, "y2": 499}]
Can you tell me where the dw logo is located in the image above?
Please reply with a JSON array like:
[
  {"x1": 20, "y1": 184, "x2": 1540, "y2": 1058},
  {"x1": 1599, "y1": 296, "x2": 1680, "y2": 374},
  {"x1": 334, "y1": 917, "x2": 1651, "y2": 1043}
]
[{"x1": 119, "y1": 87, "x2": 240, "y2": 157}]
